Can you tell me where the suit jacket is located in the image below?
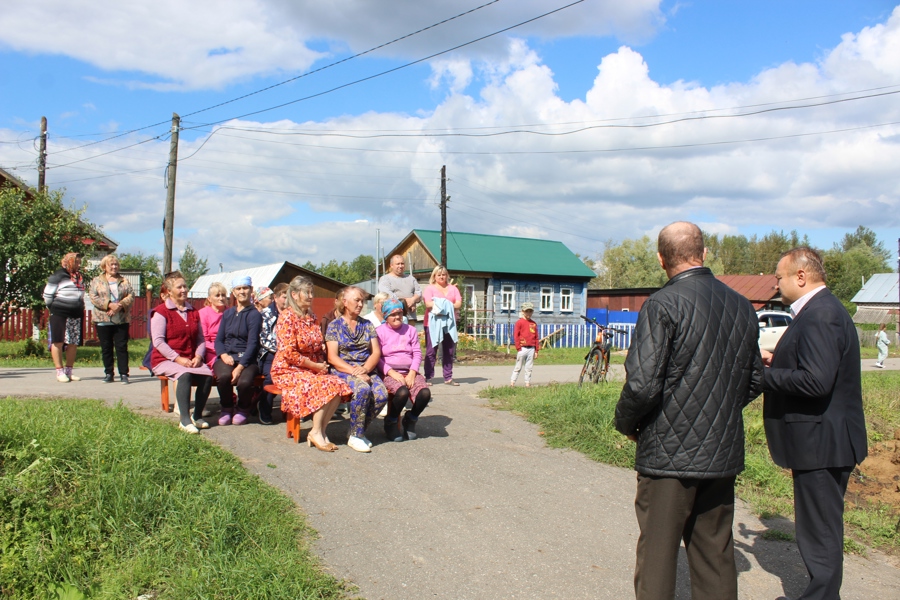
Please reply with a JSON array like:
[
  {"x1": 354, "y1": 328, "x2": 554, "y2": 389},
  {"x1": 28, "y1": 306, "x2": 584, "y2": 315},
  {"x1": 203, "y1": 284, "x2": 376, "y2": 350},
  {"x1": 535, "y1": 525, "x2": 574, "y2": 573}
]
[{"x1": 762, "y1": 288, "x2": 867, "y2": 471}]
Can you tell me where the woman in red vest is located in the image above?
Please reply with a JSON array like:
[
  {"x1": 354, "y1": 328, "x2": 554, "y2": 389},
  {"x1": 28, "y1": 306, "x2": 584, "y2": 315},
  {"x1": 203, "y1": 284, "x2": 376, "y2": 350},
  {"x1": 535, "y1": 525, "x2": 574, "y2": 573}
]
[{"x1": 150, "y1": 271, "x2": 214, "y2": 434}]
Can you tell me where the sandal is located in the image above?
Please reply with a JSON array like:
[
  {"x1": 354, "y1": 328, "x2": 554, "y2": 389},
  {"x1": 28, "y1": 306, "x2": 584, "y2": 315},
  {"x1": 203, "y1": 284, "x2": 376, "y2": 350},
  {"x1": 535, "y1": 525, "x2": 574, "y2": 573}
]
[{"x1": 444, "y1": 380, "x2": 460, "y2": 386}]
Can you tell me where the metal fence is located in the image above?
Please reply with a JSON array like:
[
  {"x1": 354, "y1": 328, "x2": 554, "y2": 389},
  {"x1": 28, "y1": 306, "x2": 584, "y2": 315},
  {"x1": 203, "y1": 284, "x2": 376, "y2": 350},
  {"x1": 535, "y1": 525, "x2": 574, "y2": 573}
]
[{"x1": 492, "y1": 322, "x2": 635, "y2": 349}]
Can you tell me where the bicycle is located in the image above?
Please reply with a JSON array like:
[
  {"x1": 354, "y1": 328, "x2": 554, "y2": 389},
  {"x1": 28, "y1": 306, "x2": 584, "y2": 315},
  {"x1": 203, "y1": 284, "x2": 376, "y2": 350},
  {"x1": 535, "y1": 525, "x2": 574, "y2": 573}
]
[{"x1": 578, "y1": 316, "x2": 627, "y2": 386}]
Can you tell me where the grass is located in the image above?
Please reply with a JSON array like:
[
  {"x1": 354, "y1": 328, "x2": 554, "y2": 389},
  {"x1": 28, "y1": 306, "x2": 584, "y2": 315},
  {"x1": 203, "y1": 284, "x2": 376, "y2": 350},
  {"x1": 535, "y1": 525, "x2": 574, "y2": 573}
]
[
  {"x1": 0, "y1": 398, "x2": 348, "y2": 600},
  {"x1": 0, "y1": 338, "x2": 151, "y2": 369},
  {"x1": 482, "y1": 371, "x2": 900, "y2": 553}
]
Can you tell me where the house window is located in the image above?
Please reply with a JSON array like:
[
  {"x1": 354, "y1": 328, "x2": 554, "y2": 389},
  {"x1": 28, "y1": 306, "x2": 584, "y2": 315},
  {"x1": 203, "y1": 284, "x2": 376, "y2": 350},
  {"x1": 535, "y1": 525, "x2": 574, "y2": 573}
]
[
  {"x1": 465, "y1": 285, "x2": 476, "y2": 310},
  {"x1": 560, "y1": 288, "x2": 573, "y2": 312},
  {"x1": 540, "y1": 287, "x2": 553, "y2": 312},
  {"x1": 501, "y1": 285, "x2": 516, "y2": 311}
]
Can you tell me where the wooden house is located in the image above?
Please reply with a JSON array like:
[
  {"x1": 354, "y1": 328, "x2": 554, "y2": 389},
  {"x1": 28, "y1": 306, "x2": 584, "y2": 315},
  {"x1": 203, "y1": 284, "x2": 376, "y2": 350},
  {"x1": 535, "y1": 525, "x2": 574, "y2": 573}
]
[{"x1": 382, "y1": 230, "x2": 596, "y2": 329}]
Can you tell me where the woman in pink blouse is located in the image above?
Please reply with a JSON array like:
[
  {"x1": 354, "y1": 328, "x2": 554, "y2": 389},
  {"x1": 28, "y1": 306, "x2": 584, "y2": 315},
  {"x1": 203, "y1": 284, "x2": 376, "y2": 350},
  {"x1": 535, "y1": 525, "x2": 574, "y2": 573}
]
[
  {"x1": 422, "y1": 265, "x2": 462, "y2": 385},
  {"x1": 376, "y1": 298, "x2": 431, "y2": 441},
  {"x1": 198, "y1": 282, "x2": 228, "y2": 370}
]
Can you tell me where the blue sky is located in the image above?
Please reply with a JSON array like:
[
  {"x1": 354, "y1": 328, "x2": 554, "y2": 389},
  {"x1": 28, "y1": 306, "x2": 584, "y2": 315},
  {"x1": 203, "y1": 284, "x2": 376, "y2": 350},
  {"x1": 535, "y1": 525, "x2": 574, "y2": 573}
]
[{"x1": 2, "y1": 0, "x2": 899, "y2": 272}]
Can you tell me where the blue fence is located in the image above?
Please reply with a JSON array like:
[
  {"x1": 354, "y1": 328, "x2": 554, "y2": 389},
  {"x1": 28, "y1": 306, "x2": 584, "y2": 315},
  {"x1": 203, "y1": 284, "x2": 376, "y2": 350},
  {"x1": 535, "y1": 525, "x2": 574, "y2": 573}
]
[{"x1": 492, "y1": 322, "x2": 635, "y2": 349}]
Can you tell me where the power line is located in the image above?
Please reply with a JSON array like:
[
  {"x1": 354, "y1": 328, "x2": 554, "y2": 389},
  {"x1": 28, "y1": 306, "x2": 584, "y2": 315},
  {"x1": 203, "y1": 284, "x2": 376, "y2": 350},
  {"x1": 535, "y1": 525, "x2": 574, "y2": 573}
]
[
  {"x1": 202, "y1": 88, "x2": 900, "y2": 140},
  {"x1": 41, "y1": 1, "x2": 582, "y2": 170},
  {"x1": 182, "y1": 0, "x2": 587, "y2": 130},
  {"x1": 44, "y1": 1, "x2": 504, "y2": 158},
  {"x1": 179, "y1": 0, "x2": 504, "y2": 121}
]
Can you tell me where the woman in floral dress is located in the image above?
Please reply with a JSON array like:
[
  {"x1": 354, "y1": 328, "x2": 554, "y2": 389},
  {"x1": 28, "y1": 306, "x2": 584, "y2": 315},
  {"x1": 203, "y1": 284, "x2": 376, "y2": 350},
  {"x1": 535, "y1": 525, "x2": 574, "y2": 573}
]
[
  {"x1": 326, "y1": 286, "x2": 389, "y2": 453},
  {"x1": 271, "y1": 276, "x2": 350, "y2": 452}
]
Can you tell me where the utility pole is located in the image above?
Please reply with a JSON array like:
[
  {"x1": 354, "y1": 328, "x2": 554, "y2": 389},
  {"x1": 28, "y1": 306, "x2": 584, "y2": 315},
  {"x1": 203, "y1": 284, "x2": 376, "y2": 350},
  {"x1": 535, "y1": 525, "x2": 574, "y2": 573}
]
[
  {"x1": 440, "y1": 165, "x2": 449, "y2": 267},
  {"x1": 163, "y1": 113, "x2": 180, "y2": 274},
  {"x1": 37, "y1": 117, "x2": 48, "y2": 193}
]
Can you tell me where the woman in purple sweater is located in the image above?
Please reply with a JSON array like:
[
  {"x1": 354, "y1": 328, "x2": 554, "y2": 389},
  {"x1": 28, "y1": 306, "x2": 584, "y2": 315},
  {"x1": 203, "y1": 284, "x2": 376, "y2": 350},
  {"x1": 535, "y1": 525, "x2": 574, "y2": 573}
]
[{"x1": 375, "y1": 298, "x2": 431, "y2": 441}]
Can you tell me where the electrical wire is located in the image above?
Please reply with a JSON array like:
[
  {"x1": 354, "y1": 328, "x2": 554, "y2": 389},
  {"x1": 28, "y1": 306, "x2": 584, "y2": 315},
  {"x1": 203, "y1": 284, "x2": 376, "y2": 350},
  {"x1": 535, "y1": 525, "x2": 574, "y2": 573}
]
[
  {"x1": 201, "y1": 88, "x2": 900, "y2": 139},
  {"x1": 182, "y1": 0, "x2": 587, "y2": 130},
  {"x1": 45, "y1": 1, "x2": 504, "y2": 157}
]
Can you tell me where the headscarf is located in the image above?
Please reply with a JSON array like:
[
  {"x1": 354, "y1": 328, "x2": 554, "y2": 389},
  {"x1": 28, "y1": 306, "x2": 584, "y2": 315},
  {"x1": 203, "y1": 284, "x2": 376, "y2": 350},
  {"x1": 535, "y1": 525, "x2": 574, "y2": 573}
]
[
  {"x1": 381, "y1": 298, "x2": 404, "y2": 323},
  {"x1": 61, "y1": 252, "x2": 84, "y2": 289},
  {"x1": 255, "y1": 286, "x2": 273, "y2": 303},
  {"x1": 231, "y1": 275, "x2": 252, "y2": 288}
]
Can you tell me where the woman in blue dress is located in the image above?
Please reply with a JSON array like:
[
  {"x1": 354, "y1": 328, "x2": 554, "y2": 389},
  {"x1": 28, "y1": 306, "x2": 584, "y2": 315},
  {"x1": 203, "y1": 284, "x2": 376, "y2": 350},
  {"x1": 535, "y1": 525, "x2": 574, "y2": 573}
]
[{"x1": 326, "y1": 286, "x2": 388, "y2": 453}]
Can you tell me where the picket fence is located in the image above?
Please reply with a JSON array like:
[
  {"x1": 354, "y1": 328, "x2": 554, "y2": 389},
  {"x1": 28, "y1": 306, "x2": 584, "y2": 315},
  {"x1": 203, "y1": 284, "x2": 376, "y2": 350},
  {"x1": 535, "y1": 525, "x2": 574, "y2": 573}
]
[
  {"x1": 0, "y1": 297, "x2": 209, "y2": 343},
  {"x1": 492, "y1": 322, "x2": 635, "y2": 350}
]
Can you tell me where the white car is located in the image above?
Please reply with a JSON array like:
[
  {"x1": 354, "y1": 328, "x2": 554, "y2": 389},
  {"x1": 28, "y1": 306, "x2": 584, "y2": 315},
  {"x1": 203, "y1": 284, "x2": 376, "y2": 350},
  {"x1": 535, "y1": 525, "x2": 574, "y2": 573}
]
[{"x1": 757, "y1": 310, "x2": 793, "y2": 352}]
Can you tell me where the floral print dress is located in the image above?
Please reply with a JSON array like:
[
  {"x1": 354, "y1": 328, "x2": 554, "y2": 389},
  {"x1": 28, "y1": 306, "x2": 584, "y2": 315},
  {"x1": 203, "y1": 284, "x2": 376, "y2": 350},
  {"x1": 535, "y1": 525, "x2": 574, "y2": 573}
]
[
  {"x1": 325, "y1": 316, "x2": 389, "y2": 438},
  {"x1": 271, "y1": 309, "x2": 351, "y2": 419}
]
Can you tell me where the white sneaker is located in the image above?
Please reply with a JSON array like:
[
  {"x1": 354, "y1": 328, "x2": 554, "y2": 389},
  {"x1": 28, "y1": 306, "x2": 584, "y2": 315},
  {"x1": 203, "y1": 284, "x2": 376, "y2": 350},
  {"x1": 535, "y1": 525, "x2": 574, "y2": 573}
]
[
  {"x1": 191, "y1": 417, "x2": 210, "y2": 430},
  {"x1": 361, "y1": 436, "x2": 373, "y2": 448},
  {"x1": 179, "y1": 422, "x2": 200, "y2": 434},
  {"x1": 347, "y1": 436, "x2": 372, "y2": 453},
  {"x1": 874, "y1": 363, "x2": 885, "y2": 369}
]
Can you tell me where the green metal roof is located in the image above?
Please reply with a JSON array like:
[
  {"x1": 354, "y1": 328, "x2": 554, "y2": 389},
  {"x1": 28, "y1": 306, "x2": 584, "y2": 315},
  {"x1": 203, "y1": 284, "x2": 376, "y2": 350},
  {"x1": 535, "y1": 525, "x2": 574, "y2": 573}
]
[{"x1": 414, "y1": 230, "x2": 595, "y2": 279}]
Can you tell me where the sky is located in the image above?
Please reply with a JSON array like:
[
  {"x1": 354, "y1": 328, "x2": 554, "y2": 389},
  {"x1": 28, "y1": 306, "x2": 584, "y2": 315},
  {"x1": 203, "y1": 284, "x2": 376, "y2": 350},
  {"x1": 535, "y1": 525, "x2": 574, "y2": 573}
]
[{"x1": 2, "y1": 0, "x2": 899, "y2": 273}]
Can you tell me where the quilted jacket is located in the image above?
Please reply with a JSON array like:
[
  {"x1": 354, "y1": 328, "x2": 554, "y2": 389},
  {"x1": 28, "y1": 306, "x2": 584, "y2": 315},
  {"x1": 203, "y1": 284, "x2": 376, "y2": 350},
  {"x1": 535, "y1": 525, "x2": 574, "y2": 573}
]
[{"x1": 615, "y1": 267, "x2": 764, "y2": 479}]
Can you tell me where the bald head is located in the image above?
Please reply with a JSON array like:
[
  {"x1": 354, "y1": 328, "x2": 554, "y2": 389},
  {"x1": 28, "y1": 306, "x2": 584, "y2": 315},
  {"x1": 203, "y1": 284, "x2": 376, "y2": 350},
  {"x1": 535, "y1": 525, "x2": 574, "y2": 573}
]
[{"x1": 658, "y1": 221, "x2": 705, "y2": 270}]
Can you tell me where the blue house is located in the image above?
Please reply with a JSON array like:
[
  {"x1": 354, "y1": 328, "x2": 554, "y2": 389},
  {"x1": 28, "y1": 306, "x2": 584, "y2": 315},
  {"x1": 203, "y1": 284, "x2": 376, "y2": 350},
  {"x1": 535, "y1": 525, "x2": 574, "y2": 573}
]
[{"x1": 383, "y1": 230, "x2": 596, "y2": 334}]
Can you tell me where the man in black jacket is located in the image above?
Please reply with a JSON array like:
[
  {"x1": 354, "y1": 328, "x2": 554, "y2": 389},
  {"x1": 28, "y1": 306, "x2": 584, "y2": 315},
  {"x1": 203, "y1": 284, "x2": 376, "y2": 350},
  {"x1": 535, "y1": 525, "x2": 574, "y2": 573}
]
[
  {"x1": 615, "y1": 222, "x2": 763, "y2": 600},
  {"x1": 762, "y1": 247, "x2": 867, "y2": 600}
]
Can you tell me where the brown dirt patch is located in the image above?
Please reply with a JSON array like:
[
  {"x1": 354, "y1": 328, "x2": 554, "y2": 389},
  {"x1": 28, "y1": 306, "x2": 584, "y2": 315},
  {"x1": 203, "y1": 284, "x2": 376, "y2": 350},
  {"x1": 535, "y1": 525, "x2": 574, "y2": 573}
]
[
  {"x1": 455, "y1": 349, "x2": 516, "y2": 364},
  {"x1": 847, "y1": 440, "x2": 900, "y2": 514}
]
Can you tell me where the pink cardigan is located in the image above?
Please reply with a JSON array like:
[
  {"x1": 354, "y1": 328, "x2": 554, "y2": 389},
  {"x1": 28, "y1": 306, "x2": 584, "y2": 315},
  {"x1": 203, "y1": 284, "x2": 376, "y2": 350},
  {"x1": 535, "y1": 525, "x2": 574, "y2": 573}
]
[
  {"x1": 198, "y1": 306, "x2": 224, "y2": 369},
  {"x1": 376, "y1": 322, "x2": 421, "y2": 375}
]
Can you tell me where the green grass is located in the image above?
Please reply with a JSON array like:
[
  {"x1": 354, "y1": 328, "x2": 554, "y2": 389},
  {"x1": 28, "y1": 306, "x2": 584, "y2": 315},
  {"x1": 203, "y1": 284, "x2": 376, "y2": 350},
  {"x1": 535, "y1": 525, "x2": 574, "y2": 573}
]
[
  {"x1": 482, "y1": 371, "x2": 900, "y2": 553},
  {"x1": 0, "y1": 338, "x2": 151, "y2": 369},
  {"x1": 0, "y1": 398, "x2": 348, "y2": 600}
]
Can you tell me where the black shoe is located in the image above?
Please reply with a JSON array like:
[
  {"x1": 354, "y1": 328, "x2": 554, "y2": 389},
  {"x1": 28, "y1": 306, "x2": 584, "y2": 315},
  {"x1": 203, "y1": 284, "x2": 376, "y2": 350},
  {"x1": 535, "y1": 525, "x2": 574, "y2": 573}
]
[
  {"x1": 384, "y1": 417, "x2": 403, "y2": 442},
  {"x1": 402, "y1": 413, "x2": 418, "y2": 440},
  {"x1": 103, "y1": 373, "x2": 115, "y2": 383},
  {"x1": 120, "y1": 374, "x2": 130, "y2": 385},
  {"x1": 259, "y1": 413, "x2": 273, "y2": 425}
]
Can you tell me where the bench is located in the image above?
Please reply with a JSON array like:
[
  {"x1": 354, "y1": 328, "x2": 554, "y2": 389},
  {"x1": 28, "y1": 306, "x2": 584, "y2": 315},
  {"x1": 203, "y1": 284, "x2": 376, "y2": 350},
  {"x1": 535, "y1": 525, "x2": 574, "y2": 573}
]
[
  {"x1": 262, "y1": 385, "x2": 302, "y2": 442},
  {"x1": 140, "y1": 366, "x2": 264, "y2": 413}
]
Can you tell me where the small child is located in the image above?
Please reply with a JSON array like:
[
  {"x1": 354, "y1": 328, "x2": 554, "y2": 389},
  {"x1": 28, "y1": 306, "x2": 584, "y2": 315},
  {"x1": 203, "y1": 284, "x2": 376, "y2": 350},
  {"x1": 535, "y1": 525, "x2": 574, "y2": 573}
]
[{"x1": 510, "y1": 302, "x2": 539, "y2": 387}]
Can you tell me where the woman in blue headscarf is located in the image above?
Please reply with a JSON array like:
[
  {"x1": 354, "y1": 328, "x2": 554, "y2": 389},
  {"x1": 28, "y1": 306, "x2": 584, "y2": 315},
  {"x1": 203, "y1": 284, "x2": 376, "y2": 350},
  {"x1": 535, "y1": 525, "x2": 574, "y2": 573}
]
[
  {"x1": 376, "y1": 298, "x2": 431, "y2": 442},
  {"x1": 214, "y1": 275, "x2": 262, "y2": 426}
]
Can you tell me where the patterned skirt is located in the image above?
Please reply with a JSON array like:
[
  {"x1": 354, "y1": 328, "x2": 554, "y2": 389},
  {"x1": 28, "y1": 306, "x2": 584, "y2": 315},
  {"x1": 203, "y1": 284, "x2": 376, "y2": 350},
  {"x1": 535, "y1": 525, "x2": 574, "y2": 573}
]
[{"x1": 271, "y1": 367, "x2": 351, "y2": 419}]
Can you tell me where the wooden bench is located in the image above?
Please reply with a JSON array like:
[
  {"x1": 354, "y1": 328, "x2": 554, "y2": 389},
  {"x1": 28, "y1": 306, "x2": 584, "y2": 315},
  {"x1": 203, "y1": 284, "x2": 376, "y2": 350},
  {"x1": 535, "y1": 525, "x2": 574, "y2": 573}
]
[
  {"x1": 262, "y1": 385, "x2": 302, "y2": 442},
  {"x1": 140, "y1": 366, "x2": 264, "y2": 413}
]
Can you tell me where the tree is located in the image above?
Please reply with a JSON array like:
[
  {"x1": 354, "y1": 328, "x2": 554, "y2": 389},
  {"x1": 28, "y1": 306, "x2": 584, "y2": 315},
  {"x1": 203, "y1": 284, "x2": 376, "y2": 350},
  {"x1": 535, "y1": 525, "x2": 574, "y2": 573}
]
[
  {"x1": 824, "y1": 228, "x2": 892, "y2": 305},
  {"x1": 302, "y1": 254, "x2": 375, "y2": 284},
  {"x1": 596, "y1": 236, "x2": 668, "y2": 289},
  {"x1": 178, "y1": 242, "x2": 209, "y2": 290},
  {"x1": 118, "y1": 251, "x2": 162, "y2": 295},
  {"x1": 0, "y1": 185, "x2": 100, "y2": 323},
  {"x1": 839, "y1": 225, "x2": 891, "y2": 262}
]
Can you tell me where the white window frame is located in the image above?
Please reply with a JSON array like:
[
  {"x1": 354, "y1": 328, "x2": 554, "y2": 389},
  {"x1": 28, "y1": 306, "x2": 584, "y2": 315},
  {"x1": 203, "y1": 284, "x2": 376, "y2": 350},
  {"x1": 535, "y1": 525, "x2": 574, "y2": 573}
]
[
  {"x1": 560, "y1": 287, "x2": 573, "y2": 313},
  {"x1": 500, "y1": 285, "x2": 516, "y2": 311},
  {"x1": 540, "y1": 287, "x2": 553, "y2": 312}
]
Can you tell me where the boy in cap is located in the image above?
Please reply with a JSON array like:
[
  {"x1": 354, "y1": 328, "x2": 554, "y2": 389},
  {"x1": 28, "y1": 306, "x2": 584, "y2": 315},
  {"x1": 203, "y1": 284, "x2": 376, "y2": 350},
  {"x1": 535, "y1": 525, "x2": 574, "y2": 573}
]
[{"x1": 510, "y1": 302, "x2": 539, "y2": 388}]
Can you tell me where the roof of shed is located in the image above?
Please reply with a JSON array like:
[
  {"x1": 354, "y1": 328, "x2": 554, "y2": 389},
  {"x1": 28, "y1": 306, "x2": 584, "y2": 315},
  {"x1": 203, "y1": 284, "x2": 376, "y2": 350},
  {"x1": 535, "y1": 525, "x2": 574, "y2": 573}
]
[
  {"x1": 716, "y1": 275, "x2": 779, "y2": 302},
  {"x1": 851, "y1": 273, "x2": 899, "y2": 305},
  {"x1": 412, "y1": 229, "x2": 596, "y2": 279}
]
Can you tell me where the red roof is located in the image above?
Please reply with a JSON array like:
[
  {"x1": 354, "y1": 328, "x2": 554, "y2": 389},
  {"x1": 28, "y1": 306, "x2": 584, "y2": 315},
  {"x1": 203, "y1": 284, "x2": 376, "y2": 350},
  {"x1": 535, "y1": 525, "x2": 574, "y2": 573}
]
[{"x1": 717, "y1": 275, "x2": 778, "y2": 305}]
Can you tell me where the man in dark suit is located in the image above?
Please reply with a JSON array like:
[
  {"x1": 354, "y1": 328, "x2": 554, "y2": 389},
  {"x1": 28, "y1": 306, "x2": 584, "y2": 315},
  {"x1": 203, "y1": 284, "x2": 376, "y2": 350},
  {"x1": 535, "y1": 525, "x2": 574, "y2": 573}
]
[{"x1": 762, "y1": 247, "x2": 867, "y2": 600}]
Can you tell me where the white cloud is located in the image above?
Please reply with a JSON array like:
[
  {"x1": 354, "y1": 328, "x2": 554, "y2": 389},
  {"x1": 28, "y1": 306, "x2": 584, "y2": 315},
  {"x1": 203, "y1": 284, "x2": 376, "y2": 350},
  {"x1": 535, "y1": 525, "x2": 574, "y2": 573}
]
[
  {"x1": 0, "y1": 1, "x2": 663, "y2": 90},
  {"x1": 3, "y1": 7, "x2": 900, "y2": 266}
]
